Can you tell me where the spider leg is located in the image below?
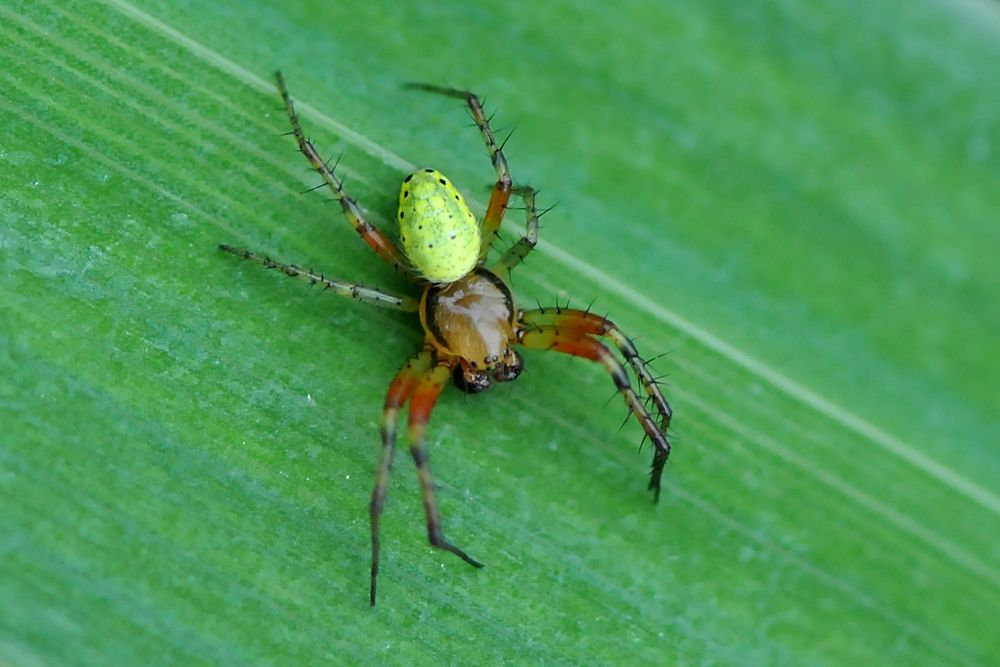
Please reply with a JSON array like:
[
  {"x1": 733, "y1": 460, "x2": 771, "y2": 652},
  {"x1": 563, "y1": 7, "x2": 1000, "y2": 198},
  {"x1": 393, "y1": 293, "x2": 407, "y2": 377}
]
[
  {"x1": 518, "y1": 324, "x2": 672, "y2": 502},
  {"x1": 276, "y1": 71, "x2": 408, "y2": 269},
  {"x1": 218, "y1": 245, "x2": 418, "y2": 311},
  {"x1": 404, "y1": 83, "x2": 513, "y2": 259},
  {"x1": 408, "y1": 361, "x2": 485, "y2": 568},
  {"x1": 491, "y1": 185, "x2": 539, "y2": 275},
  {"x1": 371, "y1": 348, "x2": 435, "y2": 606},
  {"x1": 521, "y1": 309, "x2": 673, "y2": 430}
]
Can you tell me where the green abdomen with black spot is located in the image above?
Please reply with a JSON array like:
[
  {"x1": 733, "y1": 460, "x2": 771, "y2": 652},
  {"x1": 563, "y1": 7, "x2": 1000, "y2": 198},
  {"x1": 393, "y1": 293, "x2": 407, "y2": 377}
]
[{"x1": 398, "y1": 168, "x2": 480, "y2": 283}]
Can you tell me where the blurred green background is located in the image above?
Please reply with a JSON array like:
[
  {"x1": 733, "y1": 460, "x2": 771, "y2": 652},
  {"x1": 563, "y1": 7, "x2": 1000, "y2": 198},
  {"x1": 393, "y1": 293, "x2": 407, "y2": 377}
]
[{"x1": 1, "y1": 0, "x2": 997, "y2": 664}]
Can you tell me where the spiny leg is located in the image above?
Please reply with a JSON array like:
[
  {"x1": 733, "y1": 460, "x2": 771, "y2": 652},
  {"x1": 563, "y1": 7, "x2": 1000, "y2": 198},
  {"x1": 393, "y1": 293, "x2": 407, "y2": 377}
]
[
  {"x1": 404, "y1": 83, "x2": 513, "y2": 258},
  {"x1": 520, "y1": 309, "x2": 672, "y2": 431},
  {"x1": 276, "y1": 71, "x2": 408, "y2": 269},
  {"x1": 492, "y1": 185, "x2": 539, "y2": 275},
  {"x1": 219, "y1": 245, "x2": 418, "y2": 311},
  {"x1": 519, "y1": 327, "x2": 671, "y2": 502},
  {"x1": 408, "y1": 361, "x2": 484, "y2": 569},
  {"x1": 371, "y1": 348, "x2": 436, "y2": 606}
]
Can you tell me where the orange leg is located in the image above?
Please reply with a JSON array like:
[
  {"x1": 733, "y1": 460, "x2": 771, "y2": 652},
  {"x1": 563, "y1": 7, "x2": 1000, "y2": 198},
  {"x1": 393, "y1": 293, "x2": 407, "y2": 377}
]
[
  {"x1": 408, "y1": 362, "x2": 484, "y2": 568},
  {"x1": 519, "y1": 325, "x2": 672, "y2": 502},
  {"x1": 404, "y1": 83, "x2": 513, "y2": 258},
  {"x1": 521, "y1": 309, "x2": 673, "y2": 432},
  {"x1": 370, "y1": 348, "x2": 434, "y2": 606},
  {"x1": 277, "y1": 72, "x2": 408, "y2": 269},
  {"x1": 480, "y1": 182, "x2": 513, "y2": 259}
]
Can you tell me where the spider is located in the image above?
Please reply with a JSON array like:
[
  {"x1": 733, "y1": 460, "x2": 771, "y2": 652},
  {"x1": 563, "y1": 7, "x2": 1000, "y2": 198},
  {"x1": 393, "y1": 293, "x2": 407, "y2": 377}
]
[{"x1": 220, "y1": 72, "x2": 673, "y2": 606}]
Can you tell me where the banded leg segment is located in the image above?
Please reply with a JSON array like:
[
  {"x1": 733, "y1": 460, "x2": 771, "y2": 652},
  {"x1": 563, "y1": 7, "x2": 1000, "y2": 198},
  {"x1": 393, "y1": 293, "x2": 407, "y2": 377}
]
[
  {"x1": 521, "y1": 309, "x2": 672, "y2": 431},
  {"x1": 519, "y1": 326, "x2": 672, "y2": 501},
  {"x1": 404, "y1": 83, "x2": 513, "y2": 258},
  {"x1": 371, "y1": 348, "x2": 435, "y2": 606},
  {"x1": 276, "y1": 71, "x2": 408, "y2": 269},
  {"x1": 219, "y1": 245, "x2": 418, "y2": 311},
  {"x1": 492, "y1": 186, "x2": 539, "y2": 275},
  {"x1": 408, "y1": 362, "x2": 484, "y2": 570}
]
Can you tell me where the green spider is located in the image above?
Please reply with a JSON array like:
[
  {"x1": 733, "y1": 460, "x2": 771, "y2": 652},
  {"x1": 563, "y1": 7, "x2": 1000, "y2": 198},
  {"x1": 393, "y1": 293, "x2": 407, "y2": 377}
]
[{"x1": 220, "y1": 72, "x2": 673, "y2": 605}]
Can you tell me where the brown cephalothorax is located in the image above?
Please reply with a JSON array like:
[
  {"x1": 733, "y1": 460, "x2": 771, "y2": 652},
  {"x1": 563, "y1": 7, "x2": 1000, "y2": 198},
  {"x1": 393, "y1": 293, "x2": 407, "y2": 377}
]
[
  {"x1": 220, "y1": 72, "x2": 674, "y2": 606},
  {"x1": 420, "y1": 269, "x2": 516, "y2": 373}
]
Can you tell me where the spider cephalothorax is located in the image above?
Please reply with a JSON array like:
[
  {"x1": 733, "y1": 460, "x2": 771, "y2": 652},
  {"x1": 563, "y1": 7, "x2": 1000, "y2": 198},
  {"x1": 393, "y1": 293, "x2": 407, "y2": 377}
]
[
  {"x1": 422, "y1": 268, "x2": 523, "y2": 393},
  {"x1": 220, "y1": 72, "x2": 673, "y2": 606}
]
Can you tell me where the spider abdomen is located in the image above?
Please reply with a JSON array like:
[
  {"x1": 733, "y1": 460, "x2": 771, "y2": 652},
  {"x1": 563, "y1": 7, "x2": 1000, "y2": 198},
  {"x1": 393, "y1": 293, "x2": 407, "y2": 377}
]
[
  {"x1": 420, "y1": 269, "x2": 515, "y2": 372},
  {"x1": 398, "y1": 168, "x2": 480, "y2": 283}
]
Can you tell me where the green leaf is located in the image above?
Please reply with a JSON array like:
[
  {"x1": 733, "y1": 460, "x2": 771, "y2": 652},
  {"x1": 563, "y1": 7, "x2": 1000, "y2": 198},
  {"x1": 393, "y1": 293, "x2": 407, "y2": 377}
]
[{"x1": 2, "y1": 0, "x2": 998, "y2": 665}]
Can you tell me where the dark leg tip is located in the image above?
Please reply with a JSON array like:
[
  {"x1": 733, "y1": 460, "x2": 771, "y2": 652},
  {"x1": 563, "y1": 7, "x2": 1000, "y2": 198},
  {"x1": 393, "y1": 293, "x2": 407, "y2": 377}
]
[
  {"x1": 648, "y1": 477, "x2": 663, "y2": 504},
  {"x1": 453, "y1": 548, "x2": 485, "y2": 569},
  {"x1": 434, "y1": 538, "x2": 485, "y2": 569}
]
